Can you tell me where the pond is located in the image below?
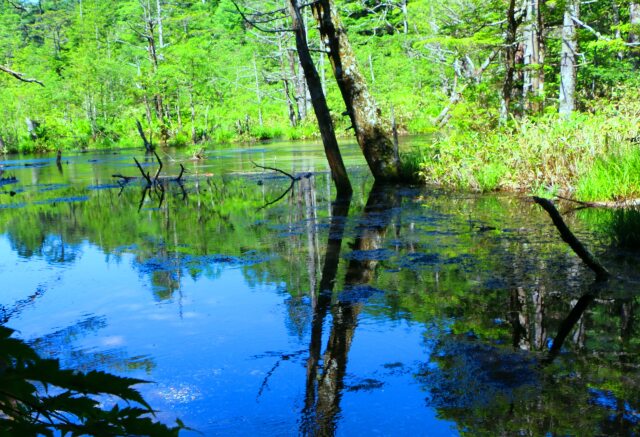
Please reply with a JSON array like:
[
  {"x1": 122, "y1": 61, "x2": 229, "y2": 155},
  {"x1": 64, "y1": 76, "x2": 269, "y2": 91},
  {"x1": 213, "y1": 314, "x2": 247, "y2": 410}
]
[{"x1": 1, "y1": 139, "x2": 640, "y2": 435}]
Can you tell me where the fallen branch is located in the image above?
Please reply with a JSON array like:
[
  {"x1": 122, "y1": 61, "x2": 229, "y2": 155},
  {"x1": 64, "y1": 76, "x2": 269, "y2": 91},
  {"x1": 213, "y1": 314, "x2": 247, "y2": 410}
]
[
  {"x1": 251, "y1": 161, "x2": 295, "y2": 180},
  {"x1": 556, "y1": 195, "x2": 640, "y2": 209},
  {"x1": 0, "y1": 65, "x2": 44, "y2": 86},
  {"x1": 533, "y1": 197, "x2": 610, "y2": 281},
  {"x1": 252, "y1": 161, "x2": 312, "y2": 210},
  {"x1": 112, "y1": 152, "x2": 186, "y2": 186}
]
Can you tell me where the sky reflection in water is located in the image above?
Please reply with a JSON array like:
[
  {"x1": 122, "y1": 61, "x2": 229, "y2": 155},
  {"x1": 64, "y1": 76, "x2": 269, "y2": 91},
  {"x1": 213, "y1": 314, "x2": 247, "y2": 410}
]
[{"x1": 1, "y1": 141, "x2": 640, "y2": 435}]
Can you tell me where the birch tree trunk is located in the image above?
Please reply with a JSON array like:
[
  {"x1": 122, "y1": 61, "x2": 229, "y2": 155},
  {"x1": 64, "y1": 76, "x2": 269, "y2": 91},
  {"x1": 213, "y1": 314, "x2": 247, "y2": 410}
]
[
  {"x1": 288, "y1": 0, "x2": 352, "y2": 197},
  {"x1": 522, "y1": 0, "x2": 544, "y2": 113},
  {"x1": 630, "y1": 2, "x2": 640, "y2": 65},
  {"x1": 310, "y1": 0, "x2": 400, "y2": 181},
  {"x1": 559, "y1": 0, "x2": 579, "y2": 116}
]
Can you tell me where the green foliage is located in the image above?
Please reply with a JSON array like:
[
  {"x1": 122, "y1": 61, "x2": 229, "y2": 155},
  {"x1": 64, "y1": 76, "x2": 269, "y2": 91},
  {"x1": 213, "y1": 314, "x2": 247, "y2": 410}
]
[
  {"x1": 418, "y1": 90, "x2": 640, "y2": 197},
  {"x1": 0, "y1": 325, "x2": 184, "y2": 436}
]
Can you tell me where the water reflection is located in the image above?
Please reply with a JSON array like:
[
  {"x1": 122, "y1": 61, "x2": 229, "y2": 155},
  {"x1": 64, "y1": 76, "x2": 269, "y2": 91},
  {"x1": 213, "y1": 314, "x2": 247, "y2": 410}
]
[
  {"x1": 2, "y1": 147, "x2": 640, "y2": 435},
  {"x1": 302, "y1": 182, "x2": 399, "y2": 435}
]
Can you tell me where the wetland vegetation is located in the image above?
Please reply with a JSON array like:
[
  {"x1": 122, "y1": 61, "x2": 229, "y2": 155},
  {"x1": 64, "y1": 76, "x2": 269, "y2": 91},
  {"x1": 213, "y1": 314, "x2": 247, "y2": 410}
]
[{"x1": 2, "y1": 0, "x2": 640, "y2": 435}]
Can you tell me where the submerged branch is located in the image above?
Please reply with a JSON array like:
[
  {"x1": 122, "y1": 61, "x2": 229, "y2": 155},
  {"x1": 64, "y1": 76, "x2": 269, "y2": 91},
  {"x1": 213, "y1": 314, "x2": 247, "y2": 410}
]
[
  {"x1": 556, "y1": 195, "x2": 640, "y2": 209},
  {"x1": 533, "y1": 197, "x2": 610, "y2": 281}
]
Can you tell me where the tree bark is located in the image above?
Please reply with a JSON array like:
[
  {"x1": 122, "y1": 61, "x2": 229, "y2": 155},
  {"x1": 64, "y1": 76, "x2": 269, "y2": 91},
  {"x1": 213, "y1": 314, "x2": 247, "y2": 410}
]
[
  {"x1": 500, "y1": 0, "x2": 521, "y2": 122},
  {"x1": 559, "y1": 0, "x2": 579, "y2": 116},
  {"x1": 310, "y1": 0, "x2": 400, "y2": 181},
  {"x1": 630, "y1": 2, "x2": 640, "y2": 65},
  {"x1": 136, "y1": 119, "x2": 153, "y2": 152},
  {"x1": 288, "y1": 0, "x2": 352, "y2": 197},
  {"x1": 522, "y1": 0, "x2": 544, "y2": 113}
]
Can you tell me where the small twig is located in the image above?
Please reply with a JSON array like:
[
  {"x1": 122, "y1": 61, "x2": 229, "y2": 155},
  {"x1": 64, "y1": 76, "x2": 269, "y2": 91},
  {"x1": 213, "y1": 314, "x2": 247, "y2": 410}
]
[{"x1": 533, "y1": 197, "x2": 610, "y2": 281}]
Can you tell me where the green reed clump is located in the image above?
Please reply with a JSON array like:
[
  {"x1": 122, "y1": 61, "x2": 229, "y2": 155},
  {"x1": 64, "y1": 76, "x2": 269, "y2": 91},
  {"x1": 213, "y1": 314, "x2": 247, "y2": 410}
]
[{"x1": 417, "y1": 92, "x2": 640, "y2": 198}]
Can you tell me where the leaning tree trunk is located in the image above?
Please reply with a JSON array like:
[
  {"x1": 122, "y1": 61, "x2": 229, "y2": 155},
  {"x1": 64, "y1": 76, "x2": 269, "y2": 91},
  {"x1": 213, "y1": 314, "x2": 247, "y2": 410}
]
[
  {"x1": 310, "y1": 0, "x2": 400, "y2": 181},
  {"x1": 559, "y1": 0, "x2": 579, "y2": 116},
  {"x1": 288, "y1": 0, "x2": 352, "y2": 197}
]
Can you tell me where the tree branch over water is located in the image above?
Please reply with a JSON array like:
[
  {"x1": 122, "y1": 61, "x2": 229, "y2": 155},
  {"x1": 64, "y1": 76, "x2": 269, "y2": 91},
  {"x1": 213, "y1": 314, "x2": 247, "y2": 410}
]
[{"x1": 533, "y1": 196, "x2": 610, "y2": 281}]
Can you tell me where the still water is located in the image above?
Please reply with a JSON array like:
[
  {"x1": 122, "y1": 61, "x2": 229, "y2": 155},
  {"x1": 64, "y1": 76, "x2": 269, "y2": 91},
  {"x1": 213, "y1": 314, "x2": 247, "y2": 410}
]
[{"x1": 1, "y1": 140, "x2": 640, "y2": 435}]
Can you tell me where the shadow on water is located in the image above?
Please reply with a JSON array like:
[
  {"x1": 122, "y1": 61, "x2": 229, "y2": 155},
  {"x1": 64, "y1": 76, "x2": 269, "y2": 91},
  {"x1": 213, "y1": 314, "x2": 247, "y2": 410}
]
[{"x1": 301, "y1": 182, "x2": 400, "y2": 436}]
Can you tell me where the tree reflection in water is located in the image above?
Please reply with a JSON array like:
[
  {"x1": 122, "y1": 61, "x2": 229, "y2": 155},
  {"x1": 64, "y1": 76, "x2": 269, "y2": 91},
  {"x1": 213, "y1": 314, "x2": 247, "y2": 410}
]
[{"x1": 301, "y1": 182, "x2": 399, "y2": 436}]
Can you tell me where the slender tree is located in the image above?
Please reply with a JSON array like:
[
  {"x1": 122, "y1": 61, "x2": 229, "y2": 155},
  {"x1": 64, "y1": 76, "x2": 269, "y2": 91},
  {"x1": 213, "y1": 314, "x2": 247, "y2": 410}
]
[
  {"x1": 559, "y1": 0, "x2": 579, "y2": 116},
  {"x1": 310, "y1": 0, "x2": 400, "y2": 182},
  {"x1": 522, "y1": 0, "x2": 544, "y2": 113},
  {"x1": 287, "y1": 0, "x2": 352, "y2": 196}
]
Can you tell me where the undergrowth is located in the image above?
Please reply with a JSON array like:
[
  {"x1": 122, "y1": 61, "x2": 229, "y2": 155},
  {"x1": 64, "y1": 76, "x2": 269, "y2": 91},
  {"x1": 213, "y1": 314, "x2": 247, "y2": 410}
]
[{"x1": 417, "y1": 91, "x2": 640, "y2": 199}]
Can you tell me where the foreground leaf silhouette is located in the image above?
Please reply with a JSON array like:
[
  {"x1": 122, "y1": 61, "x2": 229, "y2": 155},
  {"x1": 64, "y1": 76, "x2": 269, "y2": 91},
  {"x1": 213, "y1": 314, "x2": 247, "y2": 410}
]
[{"x1": 0, "y1": 325, "x2": 184, "y2": 436}]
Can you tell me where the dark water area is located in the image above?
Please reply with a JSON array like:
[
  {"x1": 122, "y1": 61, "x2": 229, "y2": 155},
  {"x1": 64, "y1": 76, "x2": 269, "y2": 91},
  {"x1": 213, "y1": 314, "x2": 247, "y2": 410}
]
[{"x1": 1, "y1": 140, "x2": 640, "y2": 435}]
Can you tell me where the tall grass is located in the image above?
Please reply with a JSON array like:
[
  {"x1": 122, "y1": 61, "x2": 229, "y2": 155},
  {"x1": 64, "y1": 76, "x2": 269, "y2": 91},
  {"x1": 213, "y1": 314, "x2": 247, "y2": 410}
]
[{"x1": 416, "y1": 92, "x2": 640, "y2": 198}]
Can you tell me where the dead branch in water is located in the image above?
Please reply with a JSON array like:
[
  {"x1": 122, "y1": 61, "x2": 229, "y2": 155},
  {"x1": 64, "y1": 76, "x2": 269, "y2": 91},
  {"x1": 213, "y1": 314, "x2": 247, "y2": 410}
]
[
  {"x1": 533, "y1": 196, "x2": 610, "y2": 281},
  {"x1": 556, "y1": 195, "x2": 640, "y2": 209},
  {"x1": 251, "y1": 161, "x2": 312, "y2": 210},
  {"x1": 251, "y1": 161, "x2": 296, "y2": 180},
  {"x1": 112, "y1": 152, "x2": 185, "y2": 186}
]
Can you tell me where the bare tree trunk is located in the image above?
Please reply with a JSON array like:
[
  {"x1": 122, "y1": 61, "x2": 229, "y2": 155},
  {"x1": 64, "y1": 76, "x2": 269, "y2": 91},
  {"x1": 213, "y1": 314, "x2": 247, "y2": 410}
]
[
  {"x1": 287, "y1": 50, "x2": 305, "y2": 121},
  {"x1": 278, "y1": 36, "x2": 297, "y2": 127},
  {"x1": 559, "y1": 0, "x2": 579, "y2": 116},
  {"x1": 500, "y1": 0, "x2": 521, "y2": 122},
  {"x1": 26, "y1": 117, "x2": 39, "y2": 140},
  {"x1": 136, "y1": 119, "x2": 153, "y2": 152},
  {"x1": 522, "y1": 0, "x2": 544, "y2": 113},
  {"x1": 253, "y1": 55, "x2": 264, "y2": 127},
  {"x1": 189, "y1": 88, "x2": 197, "y2": 143},
  {"x1": 0, "y1": 135, "x2": 5, "y2": 154},
  {"x1": 630, "y1": 3, "x2": 640, "y2": 66},
  {"x1": 311, "y1": 0, "x2": 400, "y2": 181},
  {"x1": 156, "y1": 0, "x2": 164, "y2": 49},
  {"x1": 288, "y1": 0, "x2": 352, "y2": 197},
  {"x1": 401, "y1": 0, "x2": 408, "y2": 35},
  {"x1": 613, "y1": 1, "x2": 624, "y2": 60}
]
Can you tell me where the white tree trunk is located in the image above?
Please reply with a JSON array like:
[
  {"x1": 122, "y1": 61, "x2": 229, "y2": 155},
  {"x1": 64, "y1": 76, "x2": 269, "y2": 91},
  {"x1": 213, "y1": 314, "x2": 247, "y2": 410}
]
[
  {"x1": 630, "y1": 3, "x2": 640, "y2": 51},
  {"x1": 559, "y1": 0, "x2": 579, "y2": 116},
  {"x1": 522, "y1": 0, "x2": 543, "y2": 112}
]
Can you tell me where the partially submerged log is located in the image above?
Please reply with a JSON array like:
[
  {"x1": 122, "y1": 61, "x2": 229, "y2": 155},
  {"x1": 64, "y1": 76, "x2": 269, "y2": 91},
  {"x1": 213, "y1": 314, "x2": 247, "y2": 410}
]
[
  {"x1": 533, "y1": 196, "x2": 610, "y2": 281},
  {"x1": 556, "y1": 195, "x2": 640, "y2": 209}
]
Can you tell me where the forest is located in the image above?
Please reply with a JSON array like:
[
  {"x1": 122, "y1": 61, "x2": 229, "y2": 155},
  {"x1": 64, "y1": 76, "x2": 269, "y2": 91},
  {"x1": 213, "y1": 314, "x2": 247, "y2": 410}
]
[
  {"x1": 3, "y1": 1, "x2": 640, "y2": 435},
  {"x1": 1, "y1": 0, "x2": 639, "y2": 199}
]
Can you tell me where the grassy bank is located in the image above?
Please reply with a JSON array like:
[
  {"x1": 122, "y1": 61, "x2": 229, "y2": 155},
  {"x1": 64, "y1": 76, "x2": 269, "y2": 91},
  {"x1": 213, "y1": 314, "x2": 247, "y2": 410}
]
[{"x1": 414, "y1": 92, "x2": 640, "y2": 201}]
